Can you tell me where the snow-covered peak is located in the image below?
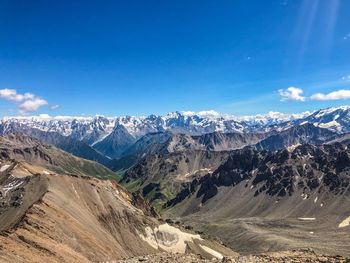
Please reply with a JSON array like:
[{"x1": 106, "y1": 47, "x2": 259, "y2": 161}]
[
  {"x1": 312, "y1": 106, "x2": 350, "y2": 119},
  {"x1": 2, "y1": 106, "x2": 350, "y2": 146}
]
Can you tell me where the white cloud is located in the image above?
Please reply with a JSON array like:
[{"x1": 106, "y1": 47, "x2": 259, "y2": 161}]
[
  {"x1": 310, "y1": 90, "x2": 350, "y2": 101},
  {"x1": 0, "y1": 88, "x2": 48, "y2": 114},
  {"x1": 19, "y1": 98, "x2": 48, "y2": 113},
  {"x1": 279, "y1": 86, "x2": 350, "y2": 102},
  {"x1": 50, "y1": 104, "x2": 60, "y2": 110},
  {"x1": 0, "y1": 89, "x2": 34, "y2": 102},
  {"x1": 341, "y1": 75, "x2": 350, "y2": 81},
  {"x1": 278, "y1": 87, "x2": 305, "y2": 101}
]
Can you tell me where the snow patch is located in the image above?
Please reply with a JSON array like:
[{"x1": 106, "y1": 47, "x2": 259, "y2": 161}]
[
  {"x1": 301, "y1": 193, "x2": 308, "y2": 200},
  {"x1": 139, "y1": 223, "x2": 202, "y2": 253},
  {"x1": 315, "y1": 120, "x2": 340, "y2": 128},
  {"x1": 0, "y1": 164, "x2": 11, "y2": 172},
  {"x1": 3, "y1": 179, "x2": 25, "y2": 195},
  {"x1": 339, "y1": 216, "x2": 350, "y2": 228},
  {"x1": 287, "y1": 143, "x2": 301, "y2": 152},
  {"x1": 298, "y1": 217, "x2": 316, "y2": 221}
]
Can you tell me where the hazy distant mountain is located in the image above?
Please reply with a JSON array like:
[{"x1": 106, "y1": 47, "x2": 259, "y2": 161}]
[
  {"x1": 93, "y1": 124, "x2": 136, "y2": 158},
  {"x1": 109, "y1": 131, "x2": 267, "y2": 171}
]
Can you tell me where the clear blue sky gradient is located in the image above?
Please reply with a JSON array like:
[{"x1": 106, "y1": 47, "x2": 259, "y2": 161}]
[{"x1": 0, "y1": 0, "x2": 350, "y2": 116}]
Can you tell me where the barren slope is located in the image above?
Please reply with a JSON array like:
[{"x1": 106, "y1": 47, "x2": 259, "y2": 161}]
[{"x1": 0, "y1": 160, "x2": 236, "y2": 262}]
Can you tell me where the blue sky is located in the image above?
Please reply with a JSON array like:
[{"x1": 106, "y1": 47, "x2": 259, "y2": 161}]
[{"x1": 0, "y1": 0, "x2": 350, "y2": 117}]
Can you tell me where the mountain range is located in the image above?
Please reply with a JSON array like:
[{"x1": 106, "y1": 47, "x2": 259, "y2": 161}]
[
  {"x1": 2, "y1": 106, "x2": 350, "y2": 261},
  {"x1": 1, "y1": 106, "x2": 349, "y2": 160}
]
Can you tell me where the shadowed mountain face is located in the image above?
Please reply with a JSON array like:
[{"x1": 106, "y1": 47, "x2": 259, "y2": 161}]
[
  {"x1": 93, "y1": 124, "x2": 137, "y2": 159},
  {"x1": 254, "y1": 123, "x2": 337, "y2": 151},
  {"x1": 120, "y1": 150, "x2": 230, "y2": 210},
  {"x1": 192, "y1": 132, "x2": 267, "y2": 151}
]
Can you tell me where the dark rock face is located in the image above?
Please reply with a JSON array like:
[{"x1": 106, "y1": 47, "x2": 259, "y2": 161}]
[
  {"x1": 166, "y1": 143, "x2": 350, "y2": 207},
  {"x1": 121, "y1": 150, "x2": 230, "y2": 207}
]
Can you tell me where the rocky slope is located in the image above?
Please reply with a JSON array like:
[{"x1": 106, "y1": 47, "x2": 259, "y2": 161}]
[
  {"x1": 254, "y1": 123, "x2": 337, "y2": 151},
  {"x1": 0, "y1": 122, "x2": 112, "y2": 166},
  {"x1": 110, "y1": 131, "x2": 265, "y2": 171},
  {"x1": 161, "y1": 143, "x2": 350, "y2": 256},
  {"x1": 121, "y1": 150, "x2": 230, "y2": 210},
  {"x1": 0, "y1": 133, "x2": 116, "y2": 179},
  {"x1": 0, "y1": 159, "x2": 237, "y2": 262}
]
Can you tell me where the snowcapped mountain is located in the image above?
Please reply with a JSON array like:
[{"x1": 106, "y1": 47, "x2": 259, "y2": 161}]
[
  {"x1": 275, "y1": 106, "x2": 350, "y2": 133},
  {"x1": 1, "y1": 106, "x2": 350, "y2": 150},
  {"x1": 0, "y1": 111, "x2": 246, "y2": 145},
  {"x1": 299, "y1": 106, "x2": 350, "y2": 132},
  {"x1": 1, "y1": 115, "x2": 117, "y2": 145},
  {"x1": 1, "y1": 106, "x2": 350, "y2": 141},
  {"x1": 0, "y1": 110, "x2": 306, "y2": 140}
]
